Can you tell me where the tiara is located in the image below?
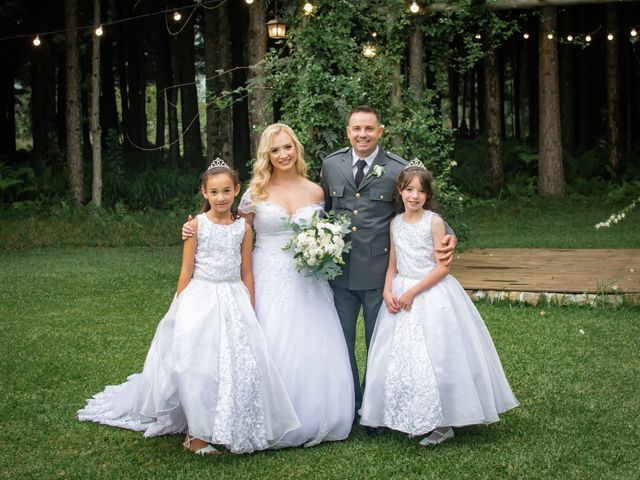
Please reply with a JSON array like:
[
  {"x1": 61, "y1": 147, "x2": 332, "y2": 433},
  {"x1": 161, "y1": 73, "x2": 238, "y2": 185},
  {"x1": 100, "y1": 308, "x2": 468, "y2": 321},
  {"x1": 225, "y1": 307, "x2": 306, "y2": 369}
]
[
  {"x1": 405, "y1": 158, "x2": 426, "y2": 170},
  {"x1": 207, "y1": 157, "x2": 230, "y2": 170}
]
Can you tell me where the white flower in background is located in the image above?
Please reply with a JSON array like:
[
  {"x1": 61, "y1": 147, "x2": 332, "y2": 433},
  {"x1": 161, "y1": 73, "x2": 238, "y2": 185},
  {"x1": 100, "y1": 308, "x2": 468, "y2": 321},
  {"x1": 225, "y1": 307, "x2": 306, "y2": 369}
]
[{"x1": 450, "y1": 161, "x2": 458, "y2": 167}]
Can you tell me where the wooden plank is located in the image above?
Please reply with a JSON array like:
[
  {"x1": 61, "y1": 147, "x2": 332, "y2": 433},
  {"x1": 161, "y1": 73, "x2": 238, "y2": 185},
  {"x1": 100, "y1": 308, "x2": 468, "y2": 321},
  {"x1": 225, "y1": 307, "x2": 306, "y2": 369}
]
[{"x1": 451, "y1": 249, "x2": 640, "y2": 293}]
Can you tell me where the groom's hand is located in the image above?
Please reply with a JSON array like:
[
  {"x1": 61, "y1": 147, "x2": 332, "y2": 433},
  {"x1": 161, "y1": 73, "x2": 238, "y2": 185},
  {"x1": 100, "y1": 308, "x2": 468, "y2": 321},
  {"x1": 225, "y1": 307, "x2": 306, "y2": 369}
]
[
  {"x1": 181, "y1": 215, "x2": 194, "y2": 241},
  {"x1": 436, "y1": 234, "x2": 457, "y2": 266}
]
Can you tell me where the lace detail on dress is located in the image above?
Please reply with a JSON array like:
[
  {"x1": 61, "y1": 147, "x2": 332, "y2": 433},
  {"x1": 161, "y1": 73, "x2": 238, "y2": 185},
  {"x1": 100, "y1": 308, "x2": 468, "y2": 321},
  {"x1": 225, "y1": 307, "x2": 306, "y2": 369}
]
[
  {"x1": 382, "y1": 307, "x2": 443, "y2": 435},
  {"x1": 392, "y1": 211, "x2": 437, "y2": 279},
  {"x1": 193, "y1": 214, "x2": 245, "y2": 282},
  {"x1": 238, "y1": 189, "x2": 256, "y2": 214}
]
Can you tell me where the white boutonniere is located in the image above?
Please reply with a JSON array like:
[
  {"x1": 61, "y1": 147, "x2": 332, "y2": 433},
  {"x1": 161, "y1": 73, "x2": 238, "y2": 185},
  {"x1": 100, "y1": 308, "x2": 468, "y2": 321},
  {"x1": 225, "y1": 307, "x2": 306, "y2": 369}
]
[{"x1": 367, "y1": 165, "x2": 384, "y2": 179}]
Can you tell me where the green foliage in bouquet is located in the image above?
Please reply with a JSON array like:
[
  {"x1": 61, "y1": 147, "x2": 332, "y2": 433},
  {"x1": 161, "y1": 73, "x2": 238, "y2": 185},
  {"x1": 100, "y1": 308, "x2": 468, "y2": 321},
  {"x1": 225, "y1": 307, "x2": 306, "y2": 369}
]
[{"x1": 282, "y1": 210, "x2": 352, "y2": 281}]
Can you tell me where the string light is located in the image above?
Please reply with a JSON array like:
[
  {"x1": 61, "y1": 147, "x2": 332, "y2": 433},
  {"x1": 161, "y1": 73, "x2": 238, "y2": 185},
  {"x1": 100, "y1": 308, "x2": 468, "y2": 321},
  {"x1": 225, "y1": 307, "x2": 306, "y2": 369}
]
[
  {"x1": 410, "y1": 1, "x2": 420, "y2": 13},
  {"x1": 523, "y1": 33, "x2": 529, "y2": 39},
  {"x1": 303, "y1": 2, "x2": 314, "y2": 15},
  {"x1": 95, "y1": 25, "x2": 104, "y2": 36},
  {"x1": 362, "y1": 44, "x2": 376, "y2": 58},
  {"x1": 632, "y1": 28, "x2": 638, "y2": 37},
  {"x1": 474, "y1": 33, "x2": 482, "y2": 39},
  {"x1": 566, "y1": 35, "x2": 573, "y2": 42},
  {"x1": 245, "y1": 0, "x2": 254, "y2": 3},
  {"x1": 607, "y1": 33, "x2": 614, "y2": 41},
  {"x1": 173, "y1": 11, "x2": 182, "y2": 21},
  {"x1": 372, "y1": 32, "x2": 377, "y2": 38},
  {"x1": 32, "y1": 35, "x2": 41, "y2": 46},
  {"x1": 585, "y1": 34, "x2": 592, "y2": 43},
  {"x1": 547, "y1": 33, "x2": 554, "y2": 40}
]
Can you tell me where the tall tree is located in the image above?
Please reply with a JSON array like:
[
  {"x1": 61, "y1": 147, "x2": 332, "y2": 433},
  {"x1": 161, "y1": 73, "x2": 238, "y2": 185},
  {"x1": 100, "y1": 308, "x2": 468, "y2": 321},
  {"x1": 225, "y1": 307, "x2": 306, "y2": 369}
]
[
  {"x1": 204, "y1": 1, "x2": 233, "y2": 166},
  {"x1": 484, "y1": 44, "x2": 503, "y2": 192},
  {"x1": 605, "y1": 4, "x2": 621, "y2": 170},
  {"x1": 90, "y1": 0, "x2": 103, "y2": 207},
  {"x1": 559, "y1": 10, "x2": 576, "y2": 149},
  {"x1": 65, "y1": 0, "x2": 84, "y2": 204},
  {"x1": 538, "y1": 6, "x2": 564, "y2": 196},
  {"x1": 408, "y1": 17, "x2": 425, "y2": 96},
  {"x1": 247, "y1": 0, "x2": 269, "y2": 159},
  {"x1": 30, "y1": 40, "x2": 57, "y2": 178}
]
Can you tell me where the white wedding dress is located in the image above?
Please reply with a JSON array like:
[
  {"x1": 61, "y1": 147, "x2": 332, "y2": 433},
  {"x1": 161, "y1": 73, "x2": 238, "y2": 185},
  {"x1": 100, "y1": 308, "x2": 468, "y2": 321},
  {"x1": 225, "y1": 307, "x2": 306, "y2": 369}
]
[
  {"x1": 360, "y1": 211, "x2": 519, "y2": 435},
  {"x1": 239, "y1": 190, "x2": 355, "y2": 447},
  {"x1": 77, "y1": 215, "x2": 300, "y2": 453}
]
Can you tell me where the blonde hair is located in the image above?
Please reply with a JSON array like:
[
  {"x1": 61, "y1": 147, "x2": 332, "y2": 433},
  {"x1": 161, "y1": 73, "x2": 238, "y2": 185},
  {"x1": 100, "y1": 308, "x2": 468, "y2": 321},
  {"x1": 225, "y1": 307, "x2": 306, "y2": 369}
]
[{"x1": 248, "y1": 123, "x2": 308, "y2": 202}]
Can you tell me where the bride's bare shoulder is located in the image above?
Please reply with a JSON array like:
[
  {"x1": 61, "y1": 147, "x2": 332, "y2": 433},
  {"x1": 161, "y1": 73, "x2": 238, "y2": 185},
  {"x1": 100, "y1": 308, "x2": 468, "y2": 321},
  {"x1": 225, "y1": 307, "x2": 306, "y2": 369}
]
[{"x1": 302, "y1": 179, "x2": 324, "y2": 202}]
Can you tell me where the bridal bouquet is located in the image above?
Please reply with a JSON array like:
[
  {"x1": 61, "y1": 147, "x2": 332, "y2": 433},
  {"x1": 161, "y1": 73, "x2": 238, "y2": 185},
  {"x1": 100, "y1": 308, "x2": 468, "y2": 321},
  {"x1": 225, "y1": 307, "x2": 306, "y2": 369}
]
[{"x1": 282, "y1": 210, "x2": 352, "y2": 281}]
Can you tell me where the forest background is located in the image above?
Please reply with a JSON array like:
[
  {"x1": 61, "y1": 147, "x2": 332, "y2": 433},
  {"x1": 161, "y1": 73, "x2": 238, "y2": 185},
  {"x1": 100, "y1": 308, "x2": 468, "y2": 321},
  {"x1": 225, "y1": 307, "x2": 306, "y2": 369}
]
[{"x1": 1, "y1": 0, "x2": 639, "y2": 247}]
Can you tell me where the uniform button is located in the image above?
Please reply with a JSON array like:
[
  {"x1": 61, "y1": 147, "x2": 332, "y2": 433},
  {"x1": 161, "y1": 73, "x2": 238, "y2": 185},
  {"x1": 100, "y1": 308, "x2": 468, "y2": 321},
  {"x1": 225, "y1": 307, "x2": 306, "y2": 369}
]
[
  {"x1": 384, "y1": 247, "x2": 388, "y2": 252},
  {"x1": 380, "y1": 194, "x2": 384, "y2": 199},
  {"x1": 352, "y1": 226, "x2": 357, "y2": 232},
  {"x1": 355, "y1": 192, "x2": 361, "y2": 198},
  {"x1": 332, "y1": 191, "x2": 336, "y2": 195},
  {"x1": 353, "y1": 210, "x2": 359, "y2": 215}
]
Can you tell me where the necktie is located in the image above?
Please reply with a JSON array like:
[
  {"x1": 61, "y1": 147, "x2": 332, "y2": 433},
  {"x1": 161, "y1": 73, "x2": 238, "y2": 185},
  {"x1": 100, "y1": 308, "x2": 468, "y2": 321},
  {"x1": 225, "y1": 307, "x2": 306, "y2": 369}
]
[{"x1": 355, "y1": 159, "x2": 367, "y2": 187}]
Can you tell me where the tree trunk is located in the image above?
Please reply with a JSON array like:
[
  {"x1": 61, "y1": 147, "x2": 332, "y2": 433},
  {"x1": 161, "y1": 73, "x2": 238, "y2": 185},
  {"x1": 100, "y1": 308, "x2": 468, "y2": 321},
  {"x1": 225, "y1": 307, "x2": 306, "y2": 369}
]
[
  {"x1": 408, "y1": 18, "x2": 425, "y2": 96},
  {"x1": 168, "y1": 29, "x2": 181, "y2": 167},
  {"x1": 477, "y1": 61, "x2": 486, "y2": 134},
  {"x1": 513, "y1": 37, "x2": 522, "y2": 139},
  {"x1": 154, "y1": 16, "x2": 169, "y2": 151},
  {"x1": 426, "y1": 0, "x2": 638, "y2": 11},
  {"x1": 247, "y1": 0, "x2": 269, "y2": 159},
  {"x1": 538, "y1": 6, "x2": 564, "y2": 197},
  {"x1": 125, "y1": 18, "x2": 147, "y2": 149},
  {"x1": 484, "y1": 47, "x2": 503, "y2": 192},
  {"x1": 559, "y1": 10, "x2": 576, "y2": 149},
  {"x1": 100, "y1": 6, "x2": 119, "y2": 136},
  {"x1": 65, "y1": 0, "x2": 84, "y2": 205},
  {"x1": 174, "y1": 11, "x2": 202, "y2": 167},
  {"x1": 91, "y1": 0, "x2": 103, "y2": 207},
  {"x1": 116, "y1": 0, "x2": 129, "y2": 151},
  {"x1": 0, "y1": 64, "x2": 16, "y2": 162},
  {"x1": 31, "y1": 42, "x2": 56, "y2": 179},
  {"x1": 204, "y1": 0, "x2": 234, "y2": 166},
  {"x1": 605, "y1": 4, "x2": 621, "y2": 170},
  {"x1": 519, "y1": 31, "x2": 530, "y2": 139},
  {"x1": 449, "y1": 65, "x2": 459, "y2": 133}
]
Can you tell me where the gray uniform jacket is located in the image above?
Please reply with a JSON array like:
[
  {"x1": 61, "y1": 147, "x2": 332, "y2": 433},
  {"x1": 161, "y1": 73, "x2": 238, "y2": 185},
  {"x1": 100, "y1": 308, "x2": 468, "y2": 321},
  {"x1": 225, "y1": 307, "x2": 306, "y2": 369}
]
[{"x1": 321, "y1": 147, "x2": 407, "y2": 291}]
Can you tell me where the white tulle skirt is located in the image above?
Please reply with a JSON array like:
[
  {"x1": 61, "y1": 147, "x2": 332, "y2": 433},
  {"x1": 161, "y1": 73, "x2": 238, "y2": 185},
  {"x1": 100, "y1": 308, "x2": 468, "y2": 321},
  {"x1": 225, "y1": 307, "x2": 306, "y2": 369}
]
[
  {"x1": 360, "y1": 274, "x2": 519, "y2": 435},
  {"x1": 253, "y1": 248, "x2": 355, "y2": 447},
  {"x1": 77, "y1": 279, "x2": 300, "y2": 454}
]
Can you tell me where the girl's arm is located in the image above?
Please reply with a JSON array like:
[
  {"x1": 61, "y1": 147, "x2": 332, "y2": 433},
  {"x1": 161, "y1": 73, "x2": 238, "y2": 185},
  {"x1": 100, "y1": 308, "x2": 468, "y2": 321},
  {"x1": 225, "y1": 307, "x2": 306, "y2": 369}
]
[
  {"x1": 398, "y1": 215, "x2": 450, "y2": 311},
  {"x1": 383, "y1": 233, "x2": 401, "y2": 314},
  {"x1": 177, "y1": 218, "x2": 198, "y2": 296},
  {"x1": 240, "y1": 222, "x2": 255, "y2": 308}
]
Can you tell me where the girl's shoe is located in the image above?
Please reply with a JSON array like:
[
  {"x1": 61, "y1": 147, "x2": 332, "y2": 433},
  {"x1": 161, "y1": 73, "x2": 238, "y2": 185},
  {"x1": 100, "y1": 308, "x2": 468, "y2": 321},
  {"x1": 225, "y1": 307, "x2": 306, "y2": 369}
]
[
  {"x1": 183, "y1": 434, "x2": 221, "y2": 455},
  {"x1": 419, "y1": 427, "x2": 454, "y2": 446}
]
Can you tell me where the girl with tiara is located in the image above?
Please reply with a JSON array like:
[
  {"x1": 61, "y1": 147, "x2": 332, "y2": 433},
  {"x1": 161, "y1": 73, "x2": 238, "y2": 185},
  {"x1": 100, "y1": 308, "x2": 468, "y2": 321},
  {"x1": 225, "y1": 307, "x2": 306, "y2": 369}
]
[
  {"x1": 359, "y1": 161, "x2": 519, "y2": 446},
  {"x1": 78, "y1": 160, "x2": 299, "y2": 455}
]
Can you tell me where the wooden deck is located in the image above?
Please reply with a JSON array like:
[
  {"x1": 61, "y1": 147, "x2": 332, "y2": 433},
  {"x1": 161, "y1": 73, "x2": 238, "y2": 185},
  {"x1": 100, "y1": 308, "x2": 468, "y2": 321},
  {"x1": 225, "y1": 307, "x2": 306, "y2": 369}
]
[{"x1": 451, "y1": 249, "x2": 640, "y2": 294}]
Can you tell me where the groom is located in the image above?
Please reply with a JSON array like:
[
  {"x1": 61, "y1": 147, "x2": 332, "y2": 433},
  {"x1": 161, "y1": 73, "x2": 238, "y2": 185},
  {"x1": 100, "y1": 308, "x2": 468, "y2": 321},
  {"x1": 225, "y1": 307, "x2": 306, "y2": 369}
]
[{"x1": 320, "y1": 105, "x2": 456, "y2": 417}]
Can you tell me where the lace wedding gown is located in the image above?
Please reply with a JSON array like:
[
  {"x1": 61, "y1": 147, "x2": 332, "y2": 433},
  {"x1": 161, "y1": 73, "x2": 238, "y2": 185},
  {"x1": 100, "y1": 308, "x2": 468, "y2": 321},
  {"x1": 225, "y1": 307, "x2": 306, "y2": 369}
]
[
  {"x1": 239, "y1": 191, "x2": 355, "y2": 447},
  {"x1": 77, "y1": 215, "x2": 300, "y2": 453},
  {"x1": 360, "y1": 211, "x2": 519, "y2": 435}
]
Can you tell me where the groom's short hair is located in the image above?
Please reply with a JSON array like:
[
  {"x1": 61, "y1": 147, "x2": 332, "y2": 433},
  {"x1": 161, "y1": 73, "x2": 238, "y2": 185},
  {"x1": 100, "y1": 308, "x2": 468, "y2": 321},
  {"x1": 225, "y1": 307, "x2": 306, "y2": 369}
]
[{"x1": 347, "y1": 105, "x2": 381, "y2": 125}]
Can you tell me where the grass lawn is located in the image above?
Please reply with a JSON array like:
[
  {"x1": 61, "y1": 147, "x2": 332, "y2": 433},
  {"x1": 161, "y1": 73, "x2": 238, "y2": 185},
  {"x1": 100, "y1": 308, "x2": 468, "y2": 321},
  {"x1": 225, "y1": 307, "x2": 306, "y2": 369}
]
[{"x1": 1, "y1": 247, "x2": 638, "y2": 479}]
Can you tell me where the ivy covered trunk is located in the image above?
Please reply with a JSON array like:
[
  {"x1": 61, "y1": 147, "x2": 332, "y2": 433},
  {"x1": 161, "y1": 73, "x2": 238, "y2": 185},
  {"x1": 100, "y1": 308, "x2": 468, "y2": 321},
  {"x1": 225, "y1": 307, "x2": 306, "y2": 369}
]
[
  {"x1": 538, "y1": 6, "x2": 565, "y2": 197},
  {"x1": 606, "y1": 4, "x2": 621, "y2": 170},
  {"x1": 484, "y1": 46, "x2": 503, "y2": 193},
  {"x1": 247, "y1": 0, "x2": 269, "y2": 160}
]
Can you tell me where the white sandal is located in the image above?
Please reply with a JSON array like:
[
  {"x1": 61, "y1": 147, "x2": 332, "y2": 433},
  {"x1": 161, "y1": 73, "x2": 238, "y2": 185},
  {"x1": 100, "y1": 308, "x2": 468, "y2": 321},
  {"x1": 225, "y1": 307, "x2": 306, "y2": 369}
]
[
  {"x1": 183, "y1": 434, "x2": 221, "y2": 455},
  {"x1": 419, "y1": 427, "x2": 454, "y2": 446}
]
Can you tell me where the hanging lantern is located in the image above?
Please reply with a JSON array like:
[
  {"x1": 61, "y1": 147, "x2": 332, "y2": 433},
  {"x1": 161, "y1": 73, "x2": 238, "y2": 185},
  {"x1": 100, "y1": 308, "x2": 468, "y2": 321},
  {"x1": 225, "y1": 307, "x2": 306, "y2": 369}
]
[
  {"x1": 362, "y1": 44, "x2": 376, "y2": 58},
  {"x1": 267, "y1": 18, "x2": 286, "y2": 39}
]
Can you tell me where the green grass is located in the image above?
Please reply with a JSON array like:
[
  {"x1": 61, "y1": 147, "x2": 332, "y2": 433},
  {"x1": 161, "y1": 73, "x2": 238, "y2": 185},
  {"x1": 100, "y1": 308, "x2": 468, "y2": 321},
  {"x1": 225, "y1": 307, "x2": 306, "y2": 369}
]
[
  {"x1": 1, "y1": 248, "x2": 639, "y2": 479},
  {"x1": 460, "y1": 197, "x2": 640, "y2": 249}
]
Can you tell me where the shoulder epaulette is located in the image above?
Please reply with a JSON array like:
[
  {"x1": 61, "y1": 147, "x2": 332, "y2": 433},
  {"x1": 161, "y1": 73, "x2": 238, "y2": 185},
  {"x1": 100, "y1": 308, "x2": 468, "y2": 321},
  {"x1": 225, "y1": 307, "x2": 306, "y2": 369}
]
[
  {"x1": 325, "y1": 147, "x2": 350, "y2": 158},
  {"x1": 385, "y1": 151, "x2": 407, "y2": 165}
]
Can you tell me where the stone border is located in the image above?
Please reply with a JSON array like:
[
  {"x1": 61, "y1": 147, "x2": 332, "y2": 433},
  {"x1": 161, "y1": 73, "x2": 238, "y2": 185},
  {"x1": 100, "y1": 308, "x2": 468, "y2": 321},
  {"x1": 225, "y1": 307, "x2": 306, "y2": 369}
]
[{"x1": 465, "y1": 290, "x2": 640, "y2": 306}]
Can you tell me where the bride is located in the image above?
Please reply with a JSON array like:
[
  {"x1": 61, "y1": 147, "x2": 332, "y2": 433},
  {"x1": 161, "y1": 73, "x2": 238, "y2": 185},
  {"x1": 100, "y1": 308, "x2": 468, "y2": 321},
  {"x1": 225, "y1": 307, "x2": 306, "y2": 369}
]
[
  {"x1": 240, "y1": 124, "x2": 354, "y2": 447},
  {"x1": 184, "y1": 124, "x2": 354, "y2": 447}
]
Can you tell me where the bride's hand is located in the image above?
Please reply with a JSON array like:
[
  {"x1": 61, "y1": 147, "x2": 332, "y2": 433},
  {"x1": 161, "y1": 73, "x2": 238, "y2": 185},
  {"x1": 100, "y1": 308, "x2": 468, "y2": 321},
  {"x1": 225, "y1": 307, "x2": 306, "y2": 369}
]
[
  {"x1": 383, "y1": 290, "x2": 400, "y2": 314},
  {"x1": 436, "y1": 234, "x2": 457, "y2": 266},
  {"x1": 398, "y1": 289, "x2": 416, "y2": 311},
  {"x1": 181, "y1": 215, "x2": 194, "y2": 241}
]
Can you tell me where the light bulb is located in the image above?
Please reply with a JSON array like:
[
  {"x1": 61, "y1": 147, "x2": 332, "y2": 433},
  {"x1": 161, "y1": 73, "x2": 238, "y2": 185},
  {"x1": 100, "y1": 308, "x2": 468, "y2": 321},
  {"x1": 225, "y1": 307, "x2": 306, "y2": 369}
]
[
  {"x1": 410, "y1": 1, "x2": 419, "y2": 13},
  {"x1": 547, "y1": 33, "x2": 554, "y2": 40},
  {"x1": 303, "y1": 2, "x2": 313, "y2": 14},
  {"x1": 245, "y1": 0, "x2": 254, "y2": 3},
  {"x1": 33, "y1": 35, "x2": 41, "y2": 46},
  {"x1": 372, "y1": 32, "x2": 377, "y2": 38},
  {"x1": 631, "y1": 28, "x2": 638, "y2": 37},
  {"x1": 607, "y1": 33, "x2": 614, "y2": 41},
  {"x1": 474, "y1": 33, "x2": 482, "y2": 40},
  {"x1": 567, "y1": 35, "x2": 573, "y2": 42},
  {"x1": 585, "y1": 35, "x2": 592, "y2": 42},
  {"x1": 95, "y1": 25, "x2": 104, "y2": 36},
  {"x1": 173, "y1": 11, "x2": 182, "y2": 21},
  {"x1": 523, "y1": 33, "x2": 529, "y2": 39}
]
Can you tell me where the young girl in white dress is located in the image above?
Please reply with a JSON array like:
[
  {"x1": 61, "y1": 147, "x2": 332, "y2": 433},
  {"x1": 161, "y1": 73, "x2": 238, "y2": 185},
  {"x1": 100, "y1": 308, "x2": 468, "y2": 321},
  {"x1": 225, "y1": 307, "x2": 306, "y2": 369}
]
[
  {"x1": 78, "y1": 160, "x2": 299, "y2": 455},
  {"x1": 359, "y1": 163, "x2": 519, "y2": 446}
]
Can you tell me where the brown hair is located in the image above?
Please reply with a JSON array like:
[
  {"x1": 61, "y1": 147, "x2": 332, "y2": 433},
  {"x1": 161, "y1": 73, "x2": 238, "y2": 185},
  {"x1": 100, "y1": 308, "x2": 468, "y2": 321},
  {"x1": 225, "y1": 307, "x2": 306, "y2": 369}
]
[
  {"x1": 347, "y1": 105, "x2": 381, "y2": 125},
  {"x1": 199, "y1": 166, "x2": 241, "y2": 219},
  {"x1": 394, "y1": 166, "x2": 438, "y2": 213}
]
